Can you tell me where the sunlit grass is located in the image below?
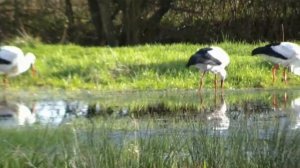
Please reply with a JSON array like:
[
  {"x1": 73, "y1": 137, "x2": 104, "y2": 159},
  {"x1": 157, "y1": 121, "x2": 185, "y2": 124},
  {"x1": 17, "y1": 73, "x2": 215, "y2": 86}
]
[{"x1": 3, "y1": 41, "x2": 300, "y2": 90}]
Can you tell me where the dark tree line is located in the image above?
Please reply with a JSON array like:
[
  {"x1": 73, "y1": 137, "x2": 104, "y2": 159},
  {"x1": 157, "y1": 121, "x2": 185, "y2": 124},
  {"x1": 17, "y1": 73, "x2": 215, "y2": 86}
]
[
  {"x1": 87, "y1": 0, "x2": 173, "y2": 46},
  {"x1": 0, "y1": 0, "x2": 299, "y2": 46}
]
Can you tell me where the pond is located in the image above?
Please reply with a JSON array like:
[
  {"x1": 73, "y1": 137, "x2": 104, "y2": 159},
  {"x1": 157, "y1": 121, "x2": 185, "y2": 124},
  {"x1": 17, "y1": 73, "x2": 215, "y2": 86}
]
[{"x1": 0, "y1": 89, "x2": 300, "y2": 167}]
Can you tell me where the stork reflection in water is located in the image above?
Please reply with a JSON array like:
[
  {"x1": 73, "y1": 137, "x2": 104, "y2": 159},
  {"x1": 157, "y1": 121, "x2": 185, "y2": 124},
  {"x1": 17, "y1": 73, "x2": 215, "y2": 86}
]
[
  {"x1": 291, "y1": 97, "x2": 300, "y2": 129},
  {"x1": 0, "y1": 101, "x2": 36, "y2": 126},
  {"x1": 271, "y1": 92, "x2": 300, "y2": 130},
  {"x1": 203, "y1": 93, "x2": 229, "y2": 131}
]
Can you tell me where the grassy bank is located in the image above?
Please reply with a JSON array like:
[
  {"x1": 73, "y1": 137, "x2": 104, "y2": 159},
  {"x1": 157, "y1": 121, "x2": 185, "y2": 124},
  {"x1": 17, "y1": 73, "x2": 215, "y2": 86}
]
[
  {"x1": 0, "y1": 118, "x2": 299, "y2": 168},
  {"x1": 5, "y1": 41, "x2": 300, "y2": 90}
]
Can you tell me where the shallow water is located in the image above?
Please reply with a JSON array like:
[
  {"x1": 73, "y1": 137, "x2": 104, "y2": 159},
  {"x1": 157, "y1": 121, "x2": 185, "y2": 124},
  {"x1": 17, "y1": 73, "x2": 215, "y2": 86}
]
[{"x1": 0, "y1": 88, "x2": 299, "y2": 131}]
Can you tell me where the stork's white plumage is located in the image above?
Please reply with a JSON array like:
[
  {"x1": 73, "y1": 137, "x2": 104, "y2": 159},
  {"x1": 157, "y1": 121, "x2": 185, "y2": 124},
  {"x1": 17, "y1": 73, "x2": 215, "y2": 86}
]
[
  {"x1": 252, "y1": 42, "x2": 300, "y2": 84},
  {"x1": 186, "y1": 46, "x2": 230, "y2": 91},
  {"x1": 0, "y1": 46, "x2": 36, "y2": 85}
]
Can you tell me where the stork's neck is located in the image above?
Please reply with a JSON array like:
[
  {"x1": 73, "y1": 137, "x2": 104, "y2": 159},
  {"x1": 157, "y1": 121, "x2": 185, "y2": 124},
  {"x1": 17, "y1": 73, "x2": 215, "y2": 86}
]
[
  {"x1": 219, "y1": 69, "x2": 227, "y2": 80},
  {"x1": 18, "y1": 58, "x2": 30, "y2": 75}
]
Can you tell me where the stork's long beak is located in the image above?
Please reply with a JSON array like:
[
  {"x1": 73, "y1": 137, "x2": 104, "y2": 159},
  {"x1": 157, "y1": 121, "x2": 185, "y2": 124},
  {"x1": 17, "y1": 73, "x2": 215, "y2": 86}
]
[{"x1": 31, "y1": 64, "x2": 37, "y2": 77}]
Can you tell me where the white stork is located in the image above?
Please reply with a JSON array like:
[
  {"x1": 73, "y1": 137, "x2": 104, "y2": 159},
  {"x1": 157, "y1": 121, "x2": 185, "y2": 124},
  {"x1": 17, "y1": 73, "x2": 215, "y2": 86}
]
[
  {"x1": 186, "y1": 46, "x2": 230, "y2": 91},
  {"x1": 252, "y1": 42, "x2": 300, "y2": 84},
  {"x1": 0, "y1": 46, "x2": 36, "y2": 85}
]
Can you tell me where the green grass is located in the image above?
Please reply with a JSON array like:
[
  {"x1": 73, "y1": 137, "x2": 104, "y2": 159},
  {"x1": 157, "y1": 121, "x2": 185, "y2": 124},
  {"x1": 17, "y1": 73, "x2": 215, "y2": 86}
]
[
  {"x1": 0, "y1": 117, "x2": 299, "y2": 168},
  {"x1": 4, "y1": 41, "x2": 300, "y2": 91}
]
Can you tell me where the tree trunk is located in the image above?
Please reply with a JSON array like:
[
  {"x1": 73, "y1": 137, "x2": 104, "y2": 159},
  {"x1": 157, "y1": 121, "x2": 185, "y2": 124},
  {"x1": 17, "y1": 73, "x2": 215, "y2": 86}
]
[
  {"x1": 98, "y1": 0, "x2": 118, "y2": 46},
  {"x1": 65, "y1": 0, "x2": 74, "y2": 31},
  {"x1": 149, "y1": 0, "x2": 172, "y2": 23},
  {"x1": 13, "y1": 0, "x2": 25, "y2": 33},
  {"x1": 142, "y1": 0, "x2": 173, "y2": 42},
  {"x1": 61, "y1": 0, "x2": 74, "y2": 43},
  {"x1": 87, "y1": 0, "x2": 104, "y2": 44},
  {"x1": 123, "y1": 0, "x2": 143, "y2": 44}
]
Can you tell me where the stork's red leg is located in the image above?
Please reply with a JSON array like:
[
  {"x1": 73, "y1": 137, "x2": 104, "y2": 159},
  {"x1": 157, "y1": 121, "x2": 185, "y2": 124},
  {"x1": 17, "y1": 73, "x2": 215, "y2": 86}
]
[
  {"x1": 283, "y1": 67, "x2": 288, "y2": 84},
  {"x1": 31, "y1": 65, "x2": 37, "y2": 77},
  {"x1": 214, "y1": 74, "x2": 217, "y2": 91},
  {"x1": 199, "y1": 71, "x2": 206, "y2": 92},
  {"x1": 272, "y1": 64, "x2": 279, "y2": 84},
  {"x1": 3, "y1": 75, "x2": 8, "y2": 87},
  {"x1": 221, "y1": 79, "x2": 224, "y2": 90}
]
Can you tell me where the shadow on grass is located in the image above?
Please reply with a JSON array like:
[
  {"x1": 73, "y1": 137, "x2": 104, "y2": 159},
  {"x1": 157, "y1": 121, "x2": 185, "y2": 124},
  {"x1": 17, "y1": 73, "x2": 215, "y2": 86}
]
[
  {"x1": 49, "y1": 58, "x2": 277, "y2": 86},
  {"x1": 50, "y1": 59, "x2": 189, "y2": 82},
  {"x1": 124, "y1": 59, "x2": 189, "y2": 77},
  {"x1": 50, "y1": 65, "x2": 106, "y2": 84}
]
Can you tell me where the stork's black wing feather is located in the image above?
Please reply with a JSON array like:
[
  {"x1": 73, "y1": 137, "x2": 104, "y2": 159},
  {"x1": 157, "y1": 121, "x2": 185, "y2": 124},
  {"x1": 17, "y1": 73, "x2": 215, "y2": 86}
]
[
  {"x1": 0, "y1": 47, "x2": 13, "y2": 64},
  {"x1": 252, "y1": 43, "x2": 287, "y2": 60},
  {"x1": 186, "y1": 48, "x2": 221, "y2": 67},
  {"x1": 0, "y1": 57, "x2": 11, "y2": 64}
]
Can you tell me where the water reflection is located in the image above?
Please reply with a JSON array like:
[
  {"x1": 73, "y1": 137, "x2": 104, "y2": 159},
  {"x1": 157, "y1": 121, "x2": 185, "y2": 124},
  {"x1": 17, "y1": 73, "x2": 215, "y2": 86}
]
[
  {"x1": 291, "y1": 97, "x2": 300, "y2": 129},
  {"x1": 0, "y1": 101, "x2": 35, "y2": 126},
  {"x1": 0, "y1": 99, "x2": 86, "y2": 127},
  {"x1": 1, "y1": 89, "x2": 300, "y2": 130},
  {"x1": 269, "y1": 92, "x2": 300, "y2": 130},
  {"x1": 35, "y1": 101, "x2": 69, "y2": 125},
  {"x1": 206, "y1": 97, "x2": 229, "y2": 131},
  {"x1": 34, "y1": 100, "x2": 87, "y2": 125}
]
